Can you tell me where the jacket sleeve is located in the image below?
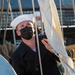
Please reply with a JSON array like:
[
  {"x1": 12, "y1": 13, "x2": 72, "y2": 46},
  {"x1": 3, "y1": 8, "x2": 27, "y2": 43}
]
[
  {"x1": 50, "y1": 52, "x2": 60, "y2": 62},
  {"x1": 39, "y1": 35, "x2": 60, "y2": 62},
  {"x1": 10, "y1": 54, "x2": 26, "y2": 75}
]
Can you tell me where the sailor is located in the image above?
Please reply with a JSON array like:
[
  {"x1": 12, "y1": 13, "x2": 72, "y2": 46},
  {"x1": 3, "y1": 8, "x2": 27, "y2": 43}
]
[{"x1": 10, "y1": 14, "x2": 61, "y2": 75}]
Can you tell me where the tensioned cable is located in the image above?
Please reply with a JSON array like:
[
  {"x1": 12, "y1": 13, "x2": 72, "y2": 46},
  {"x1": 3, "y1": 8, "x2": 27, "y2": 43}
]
[
  {"x1": 0, "y1": 0, "x2": 4, "y2": 33},
  {"x1": 8, "y1": 0, "x2": 16, "y2": 45},
  {"x1": 32, "y1": 0, "x2": 43, "y2": 75},
  {"x1": 72, "y1": 0, "x2": 75, "y2": 16},
  {"x1": 17, "y1": 0, "x2": 23, "y2": 15},
  {"x1": 3, "y1": 0, "x2": 10, "y2": 44},
  {"x1": 59, "y1": 0, "x2": 64, "y2": 41}
]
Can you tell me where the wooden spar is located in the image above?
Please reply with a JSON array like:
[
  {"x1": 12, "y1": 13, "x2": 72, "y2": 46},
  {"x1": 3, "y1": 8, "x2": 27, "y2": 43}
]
[
  {"x1": 3, "y1": 0, "x2": 10, "y2": 44},
  {"x1": 8, "y1": 1, "x2": 16, "y2": 45},
  {"x1": 17, "y1": 0, "x2": 23, "y2": 15},
  {"x1": 0, "y1": 0, "x2": 4, "y2": 33},
  {"x1": 32, "y1": 0, "x2": 43, "y2": 75},
  {"x1": 72, "y1": 0, "x2": 75, "y2": 16}
]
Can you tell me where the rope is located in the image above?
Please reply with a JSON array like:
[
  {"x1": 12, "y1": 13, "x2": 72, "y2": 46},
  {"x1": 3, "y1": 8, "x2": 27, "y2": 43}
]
[
  {"x1": 17, "y1": 0, "x2": 23, "y2": 15},
  {"x1": 3, "y1": 0, "x2": 10, "y2": 44},
  {"x1": 32, "y1": 0, "x2": 43, "y2": 75},
  {"x1": 59, "y1": 0, "x2": 64, "y2": 41},
  {"x1": 0, "y1": 41, "x2": 16, "y2": 63},
  {"x1": 0, "y1": 0, "x2": 4, "y2": 33},
  {"x1": 72, "y1": 0, "x2": 75, "y2": 16},
  {"x1": 8, "y1": 1, "x2": 16, "y2": 45}
]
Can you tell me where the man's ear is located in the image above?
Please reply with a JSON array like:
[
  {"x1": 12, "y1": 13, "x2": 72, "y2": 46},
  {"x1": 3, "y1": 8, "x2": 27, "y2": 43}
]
[{"x1": 16, "y1": 30, "x2": 21, "y2": 36}]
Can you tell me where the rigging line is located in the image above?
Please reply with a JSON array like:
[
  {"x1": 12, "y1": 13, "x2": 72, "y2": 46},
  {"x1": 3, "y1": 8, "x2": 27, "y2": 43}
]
[
  {"x1": 59, "y1": 0, "x2": 64, "y2": 41},
  {"x1": 9, "y1": 1, "x2": 16, "y2": 45},
  {"x1": 32, "y1": 0, "x2": 43, "y2": 75},
  {"x1": 17, "y1": 0, "x2": 23, "y2": 15},
  {"x1": 72, "y1": 0, "x2": 75, "y2": 16},
  {"x1": 0, "y1": 0, "x2": 4, "y2": 33},
  {"x1": 3, "y1": 0, "x2": 10, "y2": 44}
]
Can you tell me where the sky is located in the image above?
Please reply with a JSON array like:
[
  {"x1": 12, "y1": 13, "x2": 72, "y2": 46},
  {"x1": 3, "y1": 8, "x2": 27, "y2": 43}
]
[{"x1": 0, "y1": 0, "x2": 75, "y2": 9}]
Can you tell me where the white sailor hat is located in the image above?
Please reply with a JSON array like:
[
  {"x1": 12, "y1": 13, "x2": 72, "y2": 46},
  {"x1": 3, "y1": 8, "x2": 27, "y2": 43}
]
[{"x1": 10, "y1": 14, "x2": 33, "y2": 29}]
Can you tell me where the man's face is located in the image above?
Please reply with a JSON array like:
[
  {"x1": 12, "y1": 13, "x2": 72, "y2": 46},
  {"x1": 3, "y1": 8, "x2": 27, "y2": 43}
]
[{"x1": 16, "y1": 21, "x2": 34, "y2": 36}]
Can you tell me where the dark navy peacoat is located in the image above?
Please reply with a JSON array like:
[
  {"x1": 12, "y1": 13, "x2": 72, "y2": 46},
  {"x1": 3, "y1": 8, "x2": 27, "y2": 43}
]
[{"x1": 10, "y1": 35, "x2": 61, "y2": 75}]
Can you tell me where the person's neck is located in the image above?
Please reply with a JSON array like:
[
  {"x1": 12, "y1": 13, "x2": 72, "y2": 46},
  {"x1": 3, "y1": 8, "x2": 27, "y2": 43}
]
[{"x1": 22, "y1": 36, "x2": 36, "y2": 50}]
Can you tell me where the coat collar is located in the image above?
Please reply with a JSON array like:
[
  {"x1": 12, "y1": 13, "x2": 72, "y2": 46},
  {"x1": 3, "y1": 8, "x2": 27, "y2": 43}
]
[
  {"x1": 18, "y1": 35, "x2": 47, "y2": 61},
  {"x1": 18, "y1": 42, "x2": 37, "y2": 61}
]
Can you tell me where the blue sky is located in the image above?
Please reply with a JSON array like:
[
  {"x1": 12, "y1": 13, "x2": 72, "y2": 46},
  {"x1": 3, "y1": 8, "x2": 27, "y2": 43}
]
[{"x1": 0, "y1": 0, "x2": 74, "y2": 9}]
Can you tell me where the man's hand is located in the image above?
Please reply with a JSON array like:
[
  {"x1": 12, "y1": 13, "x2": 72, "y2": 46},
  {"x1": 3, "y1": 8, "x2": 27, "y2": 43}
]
[{"x1": 41, "y1": 38, "x2": 54, "y2": 53}]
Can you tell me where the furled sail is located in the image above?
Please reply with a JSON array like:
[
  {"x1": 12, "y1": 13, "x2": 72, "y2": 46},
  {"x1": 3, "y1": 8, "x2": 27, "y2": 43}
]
[{"x1": 37, "y1": 0, "x2": 75, "y2": 75}]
